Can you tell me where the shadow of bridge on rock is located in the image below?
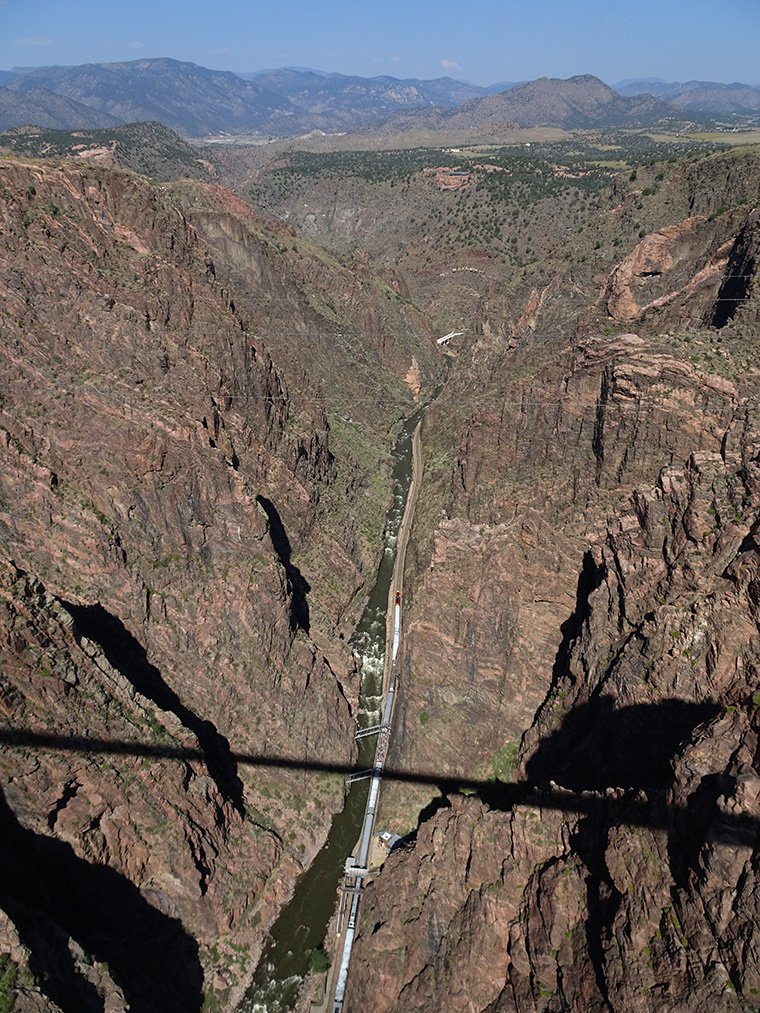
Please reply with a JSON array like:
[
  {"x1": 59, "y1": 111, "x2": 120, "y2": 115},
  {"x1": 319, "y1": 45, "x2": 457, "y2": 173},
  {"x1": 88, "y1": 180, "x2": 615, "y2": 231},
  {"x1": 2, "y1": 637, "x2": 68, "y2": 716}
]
[
  {"x1": 62, "y1": 601, "x2": 246, "y2": 815},
  {"x1": 1, "y1": 690, "x2": 756, "y2": 849}
]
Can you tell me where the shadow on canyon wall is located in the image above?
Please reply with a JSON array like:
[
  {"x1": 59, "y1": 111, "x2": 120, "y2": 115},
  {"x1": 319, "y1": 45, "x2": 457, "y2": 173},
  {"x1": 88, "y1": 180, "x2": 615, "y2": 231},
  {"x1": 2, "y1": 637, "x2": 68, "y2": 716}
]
[
  {"x1": 62, "y1": 600, "x2": 246, "y2": 815},
  {"x1": 0, "y1": 696, "x2": 752, "y2": 1008},
  {"x1": 0, "y1": 690, "x2": 751, "y2": 847},
  {"x1": 255, "y1": 495, "x2": 311, "y2": 632},
  {"x1": 523, "y1": 694, "x2": 722, "y2": 792},
  {"x1": 0, "y1": 785, "x2": 203, "y2": 1013},
  {"x1": 551, "y1": 550, "x2": 604, "y2": 686}
]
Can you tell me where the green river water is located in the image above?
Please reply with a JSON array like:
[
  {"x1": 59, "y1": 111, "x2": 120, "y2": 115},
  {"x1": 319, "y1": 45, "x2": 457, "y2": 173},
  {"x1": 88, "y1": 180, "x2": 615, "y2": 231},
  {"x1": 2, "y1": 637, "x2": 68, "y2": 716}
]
[{"x1": 239, "y1": 409, "x2": 422, "y2": 1013}]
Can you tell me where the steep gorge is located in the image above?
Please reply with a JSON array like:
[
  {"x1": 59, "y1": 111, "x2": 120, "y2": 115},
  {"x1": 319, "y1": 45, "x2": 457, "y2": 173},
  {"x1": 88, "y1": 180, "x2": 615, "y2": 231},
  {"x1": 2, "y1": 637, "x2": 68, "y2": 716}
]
[
  {"x1": 342, "y1": 149, "x2": 760, "y2": 1010},
  {"x1": 0, "y1": 157, "x2": 436, "y2": 1010},
  {"x1": 2, "y1": 138, "x2": 760, "y2": 1013}
]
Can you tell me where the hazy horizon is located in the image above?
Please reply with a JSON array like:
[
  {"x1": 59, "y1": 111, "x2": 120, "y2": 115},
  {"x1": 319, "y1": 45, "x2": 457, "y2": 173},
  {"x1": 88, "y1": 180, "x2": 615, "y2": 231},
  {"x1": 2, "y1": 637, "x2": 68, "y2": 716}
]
[
  {"x1": 1, "y1": 0, "x2": 757, "y2": 89},
  {"x1": 3, "y1": 62, "x2": 758, "y2": 93}
]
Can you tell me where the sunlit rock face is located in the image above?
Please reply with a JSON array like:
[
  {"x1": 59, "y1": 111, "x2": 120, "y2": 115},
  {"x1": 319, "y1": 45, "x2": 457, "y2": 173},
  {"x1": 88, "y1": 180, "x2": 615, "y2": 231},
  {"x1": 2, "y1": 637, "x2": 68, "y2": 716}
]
[
  {"x1": 348, "y1": 149, "x2": 760, "y2": 1009},
  {"x1": 0, "y1": 157, "x2": 439, "y2": 1009},
  {"x1": 3, "y1": 137, "x2": 760, "y2": 1013},
  {"x1": 348, "y1": 326, "x2": 760, "y2": 1010}
]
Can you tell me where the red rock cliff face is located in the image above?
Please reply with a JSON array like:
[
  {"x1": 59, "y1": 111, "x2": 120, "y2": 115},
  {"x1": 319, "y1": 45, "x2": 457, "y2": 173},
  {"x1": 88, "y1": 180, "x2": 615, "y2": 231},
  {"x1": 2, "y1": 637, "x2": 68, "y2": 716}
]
[
  {"x1": 168, "y1": 177, "x2": 441, "y2": 635},
  {"x1": 347, "y1": 325, "x2": 760, "y2": 1010},
  {"x1": 594, "y1": 209, "x2": 760, "y2": 333},
  {"x1": 345, "y1": 143, "x2": 760, "y2": 1006},
  {"x1": 374, "y1": 152, "x2": 760, "y2": 834},
  {"x1": 460, "y1": 149, "x2": 760, "y2": 344},
  {"x1": 380, "y1": 333, "x2": 740, "y2": 820},
  {"x1": 0, "y1": 159, "x2": 431, "y2": 1010}
]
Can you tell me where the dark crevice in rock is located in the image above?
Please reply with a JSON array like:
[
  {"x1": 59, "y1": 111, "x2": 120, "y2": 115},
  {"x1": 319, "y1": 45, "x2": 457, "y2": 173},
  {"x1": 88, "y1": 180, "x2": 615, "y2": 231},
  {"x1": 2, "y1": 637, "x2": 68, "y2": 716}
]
[
  {"x1": 0, "y1": 785, "x2": 204, "y2": 1013},
  {"x1": 61, "y1": 600, "x2": 245, "y2": 815},
  {"x1": 554, "y1": 964, "x2": 572, "y2": 1012},
  {"x1": 187, "y1": 838, "x2": 213, "y2": 897},
  {"x1": 711, "y1": 212, "x2": 759, "y2": 328},
  {"x1": 592, "y1": 370, "x2": 611, "y2": 484},
  {"x1": 416, "y1": 789, "x2": 452, "y2": 827},
  {"x1": 403, "y1": 790, "x2": 454, "y2": 845},
  {"x1": 256, "y1": 495, "x2": 310, "y2": 632},
  {"x1": 667, "y1": 770, "x2": 733, "y2": 889},
  {"x1": 552, "y1": 550, "x2": 605, "y2": 686},
  {"x1": 732, "y1": 523, "x2": 760, "y2": 561},
  {"x1": 572, "y1": 815, "x2": 619, "y2": 1013},
  {"x1": 712, "y1": 272, "x2": 753, "y2": 329}
]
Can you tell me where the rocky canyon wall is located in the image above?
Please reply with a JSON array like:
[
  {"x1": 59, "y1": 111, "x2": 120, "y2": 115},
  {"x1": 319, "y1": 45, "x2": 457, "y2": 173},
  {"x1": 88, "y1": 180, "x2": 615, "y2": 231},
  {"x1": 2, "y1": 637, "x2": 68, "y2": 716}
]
[
  {"x1": 0, "y1": 158, "x2": 434, "y2": 1010},
  {"x1": 346, "y1": 150, "x2": 760, "y2": 1012}
]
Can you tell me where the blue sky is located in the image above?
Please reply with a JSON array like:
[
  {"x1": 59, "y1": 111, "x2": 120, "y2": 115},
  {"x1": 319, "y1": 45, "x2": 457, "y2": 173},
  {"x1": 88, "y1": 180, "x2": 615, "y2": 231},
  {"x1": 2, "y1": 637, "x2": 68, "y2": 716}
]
[{"x1": 1, "y1": 0, "x2": 758, "y2": 86}]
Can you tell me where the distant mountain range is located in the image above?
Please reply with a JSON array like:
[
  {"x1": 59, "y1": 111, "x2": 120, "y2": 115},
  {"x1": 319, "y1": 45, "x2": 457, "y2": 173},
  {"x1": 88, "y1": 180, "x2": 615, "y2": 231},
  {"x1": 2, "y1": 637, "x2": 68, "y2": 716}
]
[
  {"x1": 377, "y1": 75, "x2": 675, "y2": 134},
  {"x1": 614, "y1": 78, "x2": 760, "y2": 114},
  {"x1": 246, "y1": 67, "x2": 487, "y2": 109},
  {"x1": 1, "y1": 59, "x2": 281, "y2": 136},
  {"x1": 0, "y1": 59, "x2": 495, "y2": 137},
  {"x1": 0, "y1": 58, "x2": 758, "y2": 138},
  {"x1": 0, "y1": 85, "x2": 121, "y2": 132}
]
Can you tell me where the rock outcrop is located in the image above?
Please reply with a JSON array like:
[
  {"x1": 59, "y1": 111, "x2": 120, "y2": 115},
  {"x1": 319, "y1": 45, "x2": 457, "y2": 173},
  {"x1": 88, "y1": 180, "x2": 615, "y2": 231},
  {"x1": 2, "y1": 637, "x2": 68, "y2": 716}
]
[
  {"x1": 3, "y1": 137, "x2": 760, "y2": 1013},
  {"x1": 598, "y1": 210, "x2": 760, "y2": 331},
  {"x1": 347, "y1": 325, "x2": 760, "y2": 1010},
  {"x1": 344, "y1": 144, "x2": 760, "y2": 999},
  {"x1": 0, "y1": 157, "x2": 435, "y2": 1009}
]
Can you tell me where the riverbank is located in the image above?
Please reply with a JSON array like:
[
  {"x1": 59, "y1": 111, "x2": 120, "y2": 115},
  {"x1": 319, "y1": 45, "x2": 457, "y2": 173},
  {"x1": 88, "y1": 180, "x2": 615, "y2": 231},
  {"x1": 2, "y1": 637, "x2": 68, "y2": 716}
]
[
  {"x1": 326, "y1": 416, "x2": 423, "y2": 1011},
  {"x1": 239, "y1": 411, "x2": 422, "y2": 1013}
]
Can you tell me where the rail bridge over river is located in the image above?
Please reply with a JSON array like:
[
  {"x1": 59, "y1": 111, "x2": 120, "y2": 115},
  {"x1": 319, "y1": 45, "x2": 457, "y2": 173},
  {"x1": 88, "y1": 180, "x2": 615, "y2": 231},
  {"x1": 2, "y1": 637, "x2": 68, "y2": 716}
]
[{"x1": 329, "y1": 416, "x2": 423, "y2": 1012}]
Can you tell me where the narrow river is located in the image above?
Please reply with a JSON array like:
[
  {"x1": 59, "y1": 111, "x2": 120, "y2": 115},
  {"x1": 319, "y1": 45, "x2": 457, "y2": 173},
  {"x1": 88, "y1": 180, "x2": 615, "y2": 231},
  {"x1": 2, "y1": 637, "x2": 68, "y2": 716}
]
[{"x1": 239, "y1": 409, "x2": 422, "y2": 1013}]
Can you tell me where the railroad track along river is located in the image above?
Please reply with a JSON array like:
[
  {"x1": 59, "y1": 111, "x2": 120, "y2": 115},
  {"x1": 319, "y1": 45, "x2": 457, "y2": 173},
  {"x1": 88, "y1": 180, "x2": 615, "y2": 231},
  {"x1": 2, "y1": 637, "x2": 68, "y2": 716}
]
[
  {"x1": 241, "y1": 406, "x2": 426, "y2": 1013},
  {"x1": 329, "y1": 415, "x2": 423, "y2": 1012}
]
